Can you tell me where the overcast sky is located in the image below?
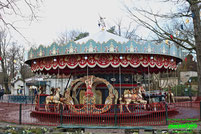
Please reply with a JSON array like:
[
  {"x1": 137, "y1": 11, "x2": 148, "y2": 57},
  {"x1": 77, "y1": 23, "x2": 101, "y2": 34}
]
[{"x1": 10, "y1": 0, "x2": 177, "y2": 50}]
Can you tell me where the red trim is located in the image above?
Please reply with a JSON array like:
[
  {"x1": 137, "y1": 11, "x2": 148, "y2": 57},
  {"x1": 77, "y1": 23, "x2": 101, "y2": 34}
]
[
  {"x1": 72, "y1": 83, "x2": 138, "y2": 88},
  {"x1": 31, "y1": 54, "x2": 177, "y2": 73}
]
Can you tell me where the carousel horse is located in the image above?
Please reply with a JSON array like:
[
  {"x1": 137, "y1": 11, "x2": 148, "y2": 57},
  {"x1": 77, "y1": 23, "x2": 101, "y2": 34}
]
[
  {"x1": 120, "y1": 88, "x2": 147, "y2": 113},
  {"x1": 45, "y1": 88, "x2": 61, "y2": 111},
  {"x1": 136, "y1": 86, "x2": 147, "y2": 106},
  {"x1": 105, "y1": 92, "x2": 115, "y2": 105},
  {"x1": 119, "y1": 90, "x2": 138, "y2": 113},
  {"x1": 166, "y1": 89, "x2": 175, "y2": 103},
  {"x1": 63, "y1": 90, "x2": 74, "y2": 105}
]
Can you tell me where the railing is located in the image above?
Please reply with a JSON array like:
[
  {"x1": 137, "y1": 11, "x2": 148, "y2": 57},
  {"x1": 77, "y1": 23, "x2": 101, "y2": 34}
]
[
  {"x1": 0, "y1": 101, "x2": 200, "y2": 127},
  {"x1": 0, "y1": 95, "x2": 35, "y2": 104}
]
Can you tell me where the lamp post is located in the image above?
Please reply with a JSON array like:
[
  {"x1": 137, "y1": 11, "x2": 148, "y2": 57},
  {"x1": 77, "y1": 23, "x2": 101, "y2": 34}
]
[{"x1": 189, "y1": 79, "x2": 192, "y2": 103}]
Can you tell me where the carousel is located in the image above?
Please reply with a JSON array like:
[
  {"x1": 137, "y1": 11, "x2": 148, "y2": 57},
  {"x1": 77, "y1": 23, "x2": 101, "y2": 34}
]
[{"x1": 25, "y1": 19, "x2": 184, "y2": 117}]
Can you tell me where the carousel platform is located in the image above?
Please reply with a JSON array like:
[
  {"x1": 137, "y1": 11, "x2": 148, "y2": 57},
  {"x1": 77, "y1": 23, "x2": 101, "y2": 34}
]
[{"x1": 31, "y1": 104, "x2": 178, "y2": 118}]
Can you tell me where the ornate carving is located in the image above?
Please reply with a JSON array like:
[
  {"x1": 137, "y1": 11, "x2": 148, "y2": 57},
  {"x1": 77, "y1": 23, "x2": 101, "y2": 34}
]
[{"x1": 63, "y1": 75, "x2": 117, "y2": 114}]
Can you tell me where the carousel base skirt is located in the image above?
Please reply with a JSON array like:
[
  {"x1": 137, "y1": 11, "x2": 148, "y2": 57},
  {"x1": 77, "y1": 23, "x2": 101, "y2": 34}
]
[{"x1": 31, "y1": 108, "x2": 178, "y2": 118}]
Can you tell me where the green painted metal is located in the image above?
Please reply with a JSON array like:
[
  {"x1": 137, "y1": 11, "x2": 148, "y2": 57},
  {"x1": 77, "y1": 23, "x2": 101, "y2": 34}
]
[
  {"x1": 58, "y1": 125, "x2": 153, "y2": 130},
  {"x1": 165, "y1": 103, "x2": 168, "y2": 125},
  {"x1": 60, "y1": 104, "x2": 63, "y2": 125}
]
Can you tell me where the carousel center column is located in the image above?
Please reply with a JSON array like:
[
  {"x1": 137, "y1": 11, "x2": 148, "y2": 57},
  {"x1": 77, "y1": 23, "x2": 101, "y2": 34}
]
[{"x1": 46, "y1": 81, "x2": 51, "y2": 95}]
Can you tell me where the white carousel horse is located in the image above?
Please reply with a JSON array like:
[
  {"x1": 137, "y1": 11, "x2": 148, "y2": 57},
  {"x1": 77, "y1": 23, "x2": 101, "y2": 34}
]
[
  {"x1": 120, "y1": 88, "x2": 147, "y2": 113},
  {"x1": 136, "y1": 86, "x2": 147, "y2": 106},
  {"x1": 45, "y1": 88, "x2": 61, "y2": 111}
]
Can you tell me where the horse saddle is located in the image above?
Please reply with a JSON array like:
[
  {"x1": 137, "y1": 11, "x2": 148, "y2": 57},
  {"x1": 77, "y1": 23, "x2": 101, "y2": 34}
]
[{"x1": 50, "y1": 96, "x2": 54, "y2": 101}]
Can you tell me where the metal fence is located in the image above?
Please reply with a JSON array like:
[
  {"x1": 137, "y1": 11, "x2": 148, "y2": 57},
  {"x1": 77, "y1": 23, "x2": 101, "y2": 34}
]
[
  {"x1": 0, "y1": 101, "x2": 199, "y2": 127},
  {"x1": 0, "y1": 95, "x2": 35, "y2": 104}
]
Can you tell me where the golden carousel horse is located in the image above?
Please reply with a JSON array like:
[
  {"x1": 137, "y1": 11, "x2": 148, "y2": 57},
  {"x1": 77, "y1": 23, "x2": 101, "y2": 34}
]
[
  {"x1": 119, "y1": 90, "x2": 138, "y2": 113},
  {"x1": 166, "y1": 89, "x2": 175, "y2": 103},
  {"x1": 45, "y1": 88, "x2": 61, "y2": 111},
  {"x1": 63, "y1": 90, "x2": 74, "y2": 105}
]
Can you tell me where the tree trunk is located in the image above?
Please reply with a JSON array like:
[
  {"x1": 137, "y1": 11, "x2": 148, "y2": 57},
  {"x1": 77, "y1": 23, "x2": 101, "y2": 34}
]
[
  {"x1": 191, "y1": 4, "x2": 201, "y2": 97},
  {"x1": 1, "y1": 60, "x2": 9, "y2": 92},
  {"x1": 4, "y1": 73, "x2": 9, "y2": 93}
]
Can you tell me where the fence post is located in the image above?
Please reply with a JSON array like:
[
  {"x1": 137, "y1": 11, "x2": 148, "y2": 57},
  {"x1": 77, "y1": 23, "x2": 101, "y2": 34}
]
[
  {"x1": 60, "y1": 103, "x2": 63, "y2": 126},
  {"x1": 114, "y1": 104, "x2": 117, "y2": 126},
  {"x1": 32, "y1": 96, "x2": 34, "y2": 104},
  {"x1": 200, "y1": 101, "x2": 201, "y2": 121},
  {"x1": 25, "y1": 96, "x2": 27, "y2": 104},
  {"x1": 19, "y1": 104, "x2": 22, "y2": 125},
  {"x1": 165, "y1": 103, "x2": 168, "y2": 125}
]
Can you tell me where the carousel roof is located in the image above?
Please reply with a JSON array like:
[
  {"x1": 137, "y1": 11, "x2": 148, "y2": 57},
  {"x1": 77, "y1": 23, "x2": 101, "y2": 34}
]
[
  {"x1": 75, "y1": 30, "x2": 129, "y2": 44},
  {"x1": 25, "y1": 27, "x2": 186, "y2": 74}
]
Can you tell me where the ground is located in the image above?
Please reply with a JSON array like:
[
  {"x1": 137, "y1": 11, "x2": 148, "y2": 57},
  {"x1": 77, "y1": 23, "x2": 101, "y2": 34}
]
[
  {"x1": 0, "y1": 95, "x2": 201, "y2": 133},
  {"x1": 1, "y1": 121, "x2": 201, "y2": 134}
]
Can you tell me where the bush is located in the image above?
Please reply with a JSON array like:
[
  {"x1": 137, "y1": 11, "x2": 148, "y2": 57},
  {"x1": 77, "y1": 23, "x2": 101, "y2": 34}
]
[{"x1": 171, "y1": 84, "x2": 197, "y2": 96}]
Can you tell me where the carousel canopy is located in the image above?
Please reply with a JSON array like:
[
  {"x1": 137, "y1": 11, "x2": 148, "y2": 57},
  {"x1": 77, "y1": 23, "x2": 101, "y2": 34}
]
[
  {"x1": 75, "y1": 30, "x2": 129, "y2": 44},
  {"x1": 25, "y1": 29, "x2": 186, "y2": 75}
]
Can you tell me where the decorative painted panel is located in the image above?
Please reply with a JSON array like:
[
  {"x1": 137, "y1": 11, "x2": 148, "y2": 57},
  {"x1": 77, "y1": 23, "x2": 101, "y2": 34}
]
[
  {"x1": 102, "y1": 40, "x2": 121, "y2": 53},
  {"x1": 27, "y1": 40, "x2": 185, "y2": 61},
  {"x1": 81, "y1": 40, "x2": 101, "y2": 53}
]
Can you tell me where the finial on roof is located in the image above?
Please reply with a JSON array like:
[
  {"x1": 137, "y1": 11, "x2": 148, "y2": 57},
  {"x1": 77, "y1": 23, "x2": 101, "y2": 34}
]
[{"x1": 98, "y1": 15, "x2": 106, "y2": 31}]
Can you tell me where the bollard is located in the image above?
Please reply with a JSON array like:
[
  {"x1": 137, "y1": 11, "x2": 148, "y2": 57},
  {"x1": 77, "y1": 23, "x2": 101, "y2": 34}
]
[
  {"x1": 19, "y1": 104, "x2": 22, "y2": 124},
  {"x1": 60, "y1": 103, "x2": 63, "y2": 125},
  {"x1": 165, "y1": 103, "x2": 168, "y2": 125}
]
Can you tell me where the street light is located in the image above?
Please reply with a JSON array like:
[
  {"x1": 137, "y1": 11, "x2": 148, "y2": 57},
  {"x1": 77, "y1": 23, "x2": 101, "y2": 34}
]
[{"x1": 188, "y1": 79, "x2": 192, "y2": 102}]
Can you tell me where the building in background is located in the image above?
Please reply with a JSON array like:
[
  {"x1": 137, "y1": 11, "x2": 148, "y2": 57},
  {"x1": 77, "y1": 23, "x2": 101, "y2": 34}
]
[
  {"x1": 178, "y1": 54, "x2": 197, "y2": 85},
  {"x1": 11, "y1": 71, "x2": 25, "y2": 95}
]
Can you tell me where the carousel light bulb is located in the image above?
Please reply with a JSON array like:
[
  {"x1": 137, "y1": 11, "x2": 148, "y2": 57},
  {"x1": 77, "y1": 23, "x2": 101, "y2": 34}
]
[
  {"x1": 120, "y1": 56, "x2": 123, "y2": 59},
  {"x1": 53, "y1": 58, "x2": 57, "y2": 61},
  {"x1": 171, "y1": 58, "x2": 174, "y2": 62},
  {"x1": 33, "y1": 61, "x2": 36, "y2": 64},
  {"x1": 84, "y1": 56, "x2": 88, "y2": 60},
  {"x1": 189, "y1": 79, "x2": 191, "y2": 83},
  {"x1": 150, "y1": 56, "x2": 154, "y2": 59}
]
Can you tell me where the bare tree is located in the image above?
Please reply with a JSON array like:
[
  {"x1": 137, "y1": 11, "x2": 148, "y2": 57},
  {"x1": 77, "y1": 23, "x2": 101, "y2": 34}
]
[
  {"x1": 125, "y1": 0, "x2": 201, "y2": 96},
  {"x1": 7, "y1": 42, "x2": 20, "y2": 79},
  {"x1": 56, "y1": 30, "x2": 89, "y2": 44},
  {"x1": 107, "y1": 18, "x2": 139, "y2": 40},
  {"x1": 0, "y1": 0, "x2": 42, "y2": 38},
  {"x1": 0, "y1": 28, "x2": 10, "y2": 92},
  {"x1": 0, "y1": 28, "x2": 27, "y2": 92},
  {"x1": 20, "y1": 64, "x2": 34, "y2": 80}
]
